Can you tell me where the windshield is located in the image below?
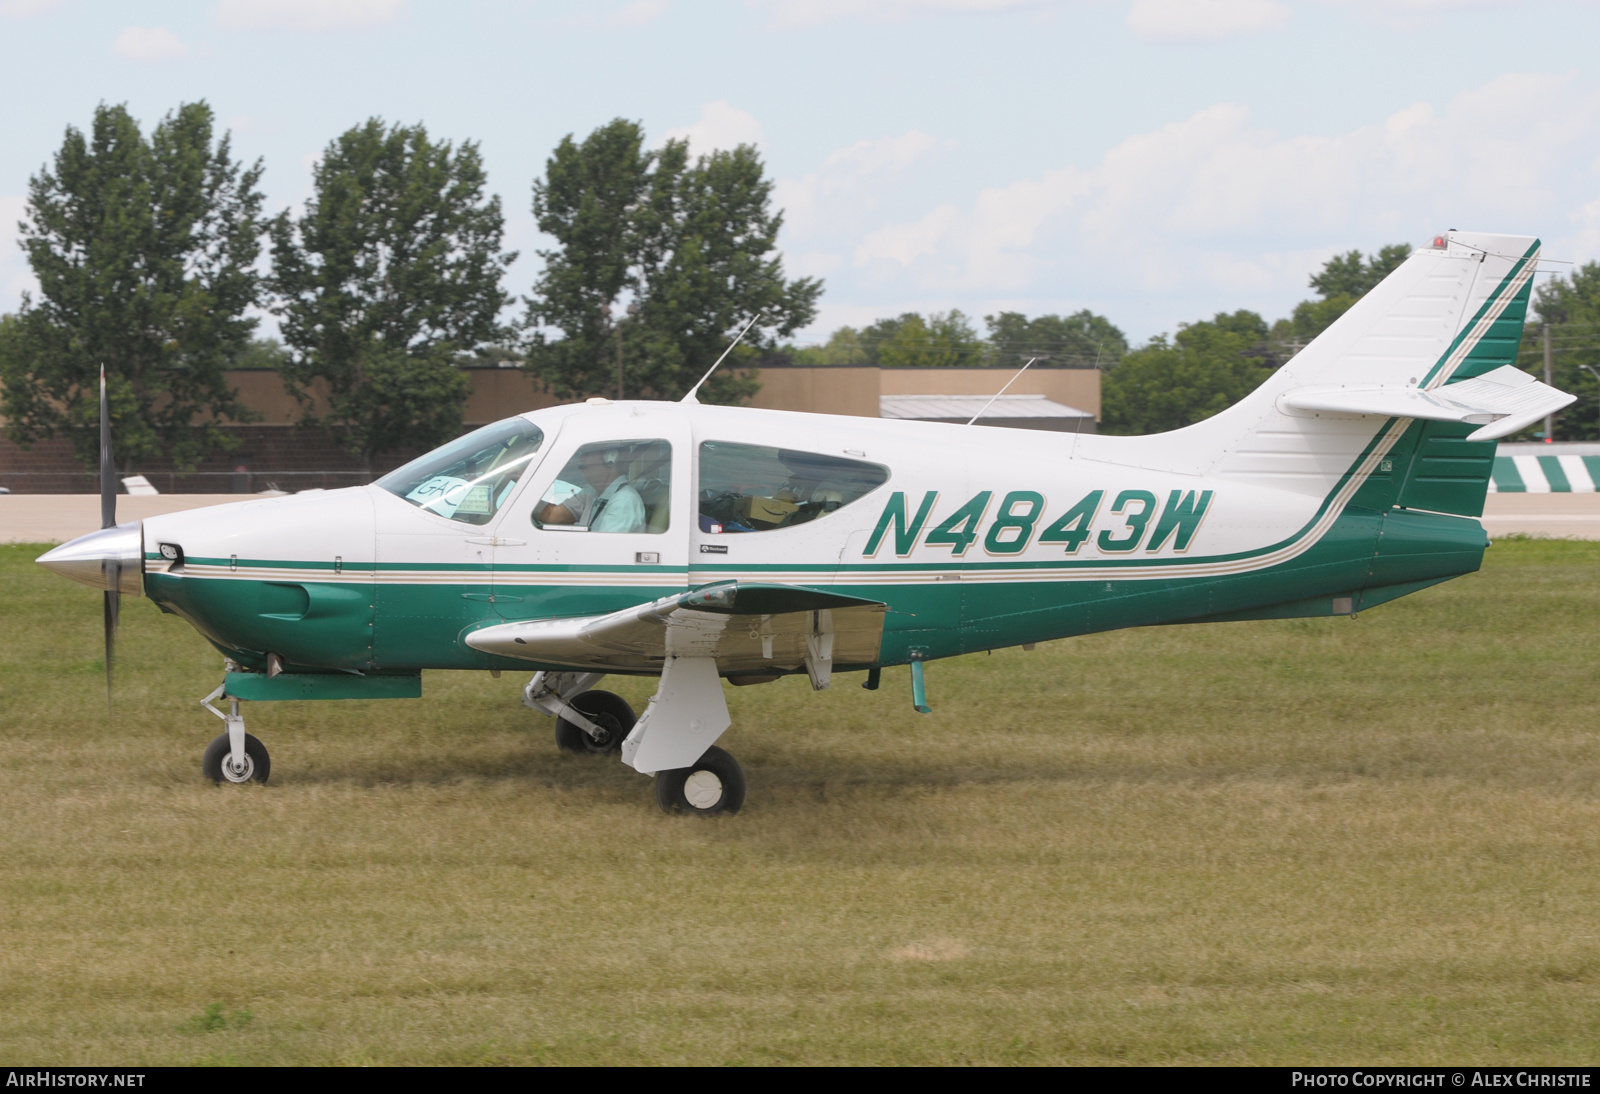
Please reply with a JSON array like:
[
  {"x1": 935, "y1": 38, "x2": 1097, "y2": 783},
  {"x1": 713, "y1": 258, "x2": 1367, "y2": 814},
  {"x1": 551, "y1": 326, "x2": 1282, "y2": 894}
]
[{"x1": 375, "y1": 418, "x2": 546, "y2": 526}]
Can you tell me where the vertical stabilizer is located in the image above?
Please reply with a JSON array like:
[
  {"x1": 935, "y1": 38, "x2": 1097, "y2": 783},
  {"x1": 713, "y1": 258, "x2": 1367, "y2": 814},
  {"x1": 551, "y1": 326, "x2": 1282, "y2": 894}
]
[{"x1": 1099, "y1": 232, "x2": 1544, "y2": 517}]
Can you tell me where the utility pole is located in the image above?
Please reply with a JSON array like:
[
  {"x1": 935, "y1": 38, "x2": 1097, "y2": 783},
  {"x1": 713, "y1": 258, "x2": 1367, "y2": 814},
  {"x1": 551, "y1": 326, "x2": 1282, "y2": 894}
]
[
  {"x1": 1544, "y1": 323, "x2": 1554, "y2": 443},
  {"x1": 616, "y1": 325, "x2": 624, "y2": 401}
]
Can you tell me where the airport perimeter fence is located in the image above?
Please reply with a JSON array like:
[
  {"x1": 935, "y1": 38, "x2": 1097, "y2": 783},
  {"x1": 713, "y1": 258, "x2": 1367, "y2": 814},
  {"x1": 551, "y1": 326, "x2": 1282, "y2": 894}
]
[{"x1": 0, "y1": 470, "x2": 379, "y2": 495}]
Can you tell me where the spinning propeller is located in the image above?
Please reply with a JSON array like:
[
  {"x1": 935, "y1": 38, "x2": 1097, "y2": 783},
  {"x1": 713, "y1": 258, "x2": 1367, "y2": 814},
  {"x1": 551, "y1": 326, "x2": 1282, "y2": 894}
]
[
  {"x1": 99, "y1": 365, "x2": 118, "y2": 702},
  {"x1": 35, "y1": 365, "x2": 144, "y2": 706}
]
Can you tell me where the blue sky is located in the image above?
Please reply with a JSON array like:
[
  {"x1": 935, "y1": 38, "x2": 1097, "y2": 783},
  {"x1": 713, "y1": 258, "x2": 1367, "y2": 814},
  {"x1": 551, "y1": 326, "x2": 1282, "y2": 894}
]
[{"x1": 1, "y1": 0, "x2": 1598, "y2": 344}]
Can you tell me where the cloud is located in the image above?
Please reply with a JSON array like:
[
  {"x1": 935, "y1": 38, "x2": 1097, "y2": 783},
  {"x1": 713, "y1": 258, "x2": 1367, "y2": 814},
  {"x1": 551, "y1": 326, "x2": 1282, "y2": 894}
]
[
  {"x1": 842, "y1": 71, "x2": 1600, "y2": 316},
  {"x1": 1126, "y1": 0, "x2": 1289, "y2": 41},
  {"x1": 765, "y1": 0, "x2": 1053, "y2": 29},
  {"x1": 112, "y1": 26, "x2": 188, "y2": 62},
  {"x1": 660, "y1": 101, "x2": 764, "y2": 157},
  {"x1": 215, "y1": 0, "x2": 404, "y2": 32},
  {"x1": 0, "y1": 0, "x2": 59, "y2": 15},
  {"x1": 775, "y1": 129, "x2": 949, "y2": 239},
  {"x1": 606, "y1": 0, "x2": 668, "y2": 27}
]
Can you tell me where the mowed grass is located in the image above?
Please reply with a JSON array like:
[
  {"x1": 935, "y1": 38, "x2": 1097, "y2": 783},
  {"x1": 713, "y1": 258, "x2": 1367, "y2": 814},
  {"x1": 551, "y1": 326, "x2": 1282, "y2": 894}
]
[{"x1": 2, "y1": 540, "x2": 1600, "y2": 1065}]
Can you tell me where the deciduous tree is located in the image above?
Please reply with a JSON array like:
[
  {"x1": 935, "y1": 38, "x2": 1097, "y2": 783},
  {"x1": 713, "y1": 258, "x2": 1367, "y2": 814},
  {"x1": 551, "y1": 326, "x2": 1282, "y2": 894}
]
[
  {"x1": 528, "y1": 121, "x2": 820, "y2": 403},
  {"x1": 1101, "y1": 311, "x2": 1277, "y2": 435},
  {"x1": 1521, "y1": 262, "x2": 1600, "y2": 440},
  {"x1": 269, "y1": 119, "x2": 514, "y2": 465},
  {"x1": 984, "y1": 310, "x2": 1127, "y2": 369},
  {"x1": 0, "y1": 102, "x2": 264, "y2": 469}
]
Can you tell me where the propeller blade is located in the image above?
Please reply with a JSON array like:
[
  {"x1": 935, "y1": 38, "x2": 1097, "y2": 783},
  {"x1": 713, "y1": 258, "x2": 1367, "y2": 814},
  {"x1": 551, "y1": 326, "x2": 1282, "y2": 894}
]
[
  {"x1": 99, "y1": 365, "x2": 117, "y2": 708},
  {"x1": 99, "y1": 364, "x2": 115, "y2": 530},
  {"x1": 103, "y1": 583, "x2": 119, "y2": 709}
]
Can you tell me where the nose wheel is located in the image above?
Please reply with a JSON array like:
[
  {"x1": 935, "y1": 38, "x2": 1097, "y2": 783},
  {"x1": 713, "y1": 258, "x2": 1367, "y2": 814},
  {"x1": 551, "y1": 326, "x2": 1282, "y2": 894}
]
[
  {"x1": 654, "y1": 746, "x2": 745, "y2": 815},
  {"x1": 202, "y1": 731, "x2": 271, "y2": 784},
  {"x1": 199, "y1": 680, "x2": 270, "y2": 785}
]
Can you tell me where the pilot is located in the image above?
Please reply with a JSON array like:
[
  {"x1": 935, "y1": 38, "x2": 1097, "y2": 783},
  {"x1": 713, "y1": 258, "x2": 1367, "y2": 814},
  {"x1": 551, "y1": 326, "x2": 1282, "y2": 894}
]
[{"x1": 536, "y1": 446, "x2": 647, "y2": 533}]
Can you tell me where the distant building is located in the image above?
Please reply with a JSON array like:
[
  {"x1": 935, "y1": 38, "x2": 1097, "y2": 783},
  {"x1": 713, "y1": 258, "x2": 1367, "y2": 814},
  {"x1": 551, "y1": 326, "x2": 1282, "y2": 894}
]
[{"x1": 879, "y1": 393, "x2": 1094, "y2": 433}]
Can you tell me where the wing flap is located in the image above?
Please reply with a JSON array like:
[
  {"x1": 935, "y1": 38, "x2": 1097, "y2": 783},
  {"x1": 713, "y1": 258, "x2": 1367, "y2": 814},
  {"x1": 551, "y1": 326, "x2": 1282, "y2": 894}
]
[
  {"x1": 465, "y1": 581, "x2": 887, "y2": 674},
  {"x1": 1280, "y1": 365, "x2": 1574, "y2": 442}
]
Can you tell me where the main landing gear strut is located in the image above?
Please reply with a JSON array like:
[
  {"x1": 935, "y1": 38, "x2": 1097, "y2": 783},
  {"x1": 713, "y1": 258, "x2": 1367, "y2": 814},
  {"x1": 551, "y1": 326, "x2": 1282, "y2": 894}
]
[{"x1": 524, "y1": 662, "x2": 746, "y2": 815}]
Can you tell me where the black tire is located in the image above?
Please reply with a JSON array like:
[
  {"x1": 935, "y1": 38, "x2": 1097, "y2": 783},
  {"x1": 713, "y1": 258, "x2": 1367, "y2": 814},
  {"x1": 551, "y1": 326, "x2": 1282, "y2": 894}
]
[
  {"x1": 554, "y1": 690, "x2": 635, "y2": 754},
  {"x1": 202, "y1": 732, "x2": 271, "y2": 785},
  {"x1": 654, "y1": 745, "x2": 745, "y2": 815}
]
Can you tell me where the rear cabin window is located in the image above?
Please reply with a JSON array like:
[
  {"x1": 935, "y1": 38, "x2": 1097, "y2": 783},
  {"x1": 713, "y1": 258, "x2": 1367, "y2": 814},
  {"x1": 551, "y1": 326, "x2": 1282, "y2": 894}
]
[
  {"x1": 376, "y1": 418, "x2": 545, "y2": 526},
  {"x1": 698, "y1": 442, "x2": 889, "y2": 533}
]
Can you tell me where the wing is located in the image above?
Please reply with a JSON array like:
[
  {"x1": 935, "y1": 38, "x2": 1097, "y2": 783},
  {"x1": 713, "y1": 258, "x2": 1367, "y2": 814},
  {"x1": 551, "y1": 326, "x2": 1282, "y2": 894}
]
[{"x1": 464, "y1": 581, "x2": 887, "y2": 680}]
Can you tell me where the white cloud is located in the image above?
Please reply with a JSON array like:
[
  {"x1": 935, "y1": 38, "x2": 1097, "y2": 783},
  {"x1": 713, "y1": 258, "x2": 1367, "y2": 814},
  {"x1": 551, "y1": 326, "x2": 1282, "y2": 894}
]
[
  {"x1": 215, "y1": 0, "x2": 404, "y2": 32},
  {"x1": 0, "y1": 0, "x2": 59, "y2": 16},
  {"x1": 841, "y1": 71, "x2": 1600, "y2": 314},
  {"x1": 660, "y1": 101, "x2": 764, "y2": 157},
  {"x1": 112, "y1": 26, "x2": 188, "y2": 62},
  {"x1": 765, "y1": 0, "x2": 1053, "y2": 29},
  {"x1": 775, "y1": 129, "x2": 948, "y2": 238},
  {"x1": 607, "y1": 0, "x2": 669, "y2": 28},
  {"x1": 1126, "y1": 0, "x2": 1290, "y2": 42}
]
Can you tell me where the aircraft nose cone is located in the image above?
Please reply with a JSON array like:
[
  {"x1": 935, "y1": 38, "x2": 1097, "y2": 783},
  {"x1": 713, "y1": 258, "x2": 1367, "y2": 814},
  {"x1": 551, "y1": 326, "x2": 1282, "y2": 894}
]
[{"x1": 36, "y1": 522, "x2": 144, "y2": 596}]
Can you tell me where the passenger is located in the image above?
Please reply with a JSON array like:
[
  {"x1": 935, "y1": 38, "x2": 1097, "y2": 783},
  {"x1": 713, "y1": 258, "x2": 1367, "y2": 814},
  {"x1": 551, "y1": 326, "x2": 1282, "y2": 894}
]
[
  {"x1": 536, "y1": 446, "x2": 647, "y2": 533},
  {"x1": 774, "y1": 449, "x2": 847, "y2": 522}
]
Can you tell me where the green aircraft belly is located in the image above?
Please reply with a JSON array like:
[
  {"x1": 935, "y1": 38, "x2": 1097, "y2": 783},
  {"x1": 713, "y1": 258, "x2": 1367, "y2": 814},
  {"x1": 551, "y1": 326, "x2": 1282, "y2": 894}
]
[{"x1": 143, "y1": 498, "x2": 1487, "y2": 679}]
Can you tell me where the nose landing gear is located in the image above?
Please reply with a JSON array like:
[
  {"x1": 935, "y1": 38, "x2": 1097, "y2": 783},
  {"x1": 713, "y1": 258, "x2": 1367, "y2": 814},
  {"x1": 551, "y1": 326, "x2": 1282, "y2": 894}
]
[{"x1": 200, "y1": 682, "x2": 270, "y2": 785}]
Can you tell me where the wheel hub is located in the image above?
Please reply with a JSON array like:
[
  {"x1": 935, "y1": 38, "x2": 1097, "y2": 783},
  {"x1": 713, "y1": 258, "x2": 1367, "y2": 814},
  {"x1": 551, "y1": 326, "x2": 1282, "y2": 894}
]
[
  {"x1": 221, "y1": 754, "x2": 254, "y2": 783},
  {"x1": 683, "y1": 769, "x2": 724, "y2": 809}
]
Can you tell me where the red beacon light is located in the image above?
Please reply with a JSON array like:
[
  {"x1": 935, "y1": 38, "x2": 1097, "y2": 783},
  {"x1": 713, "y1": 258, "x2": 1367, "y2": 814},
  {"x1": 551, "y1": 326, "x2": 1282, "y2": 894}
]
[{"x1": 1428, "y1": 233, "x2": 1449, "y2": 249}]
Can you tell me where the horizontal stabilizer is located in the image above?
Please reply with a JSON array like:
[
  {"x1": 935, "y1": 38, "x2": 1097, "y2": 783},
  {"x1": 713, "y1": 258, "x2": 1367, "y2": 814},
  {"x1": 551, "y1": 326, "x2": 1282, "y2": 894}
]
[
  {"x1": 1280, "y1": 365, "x2": 1574, "y2": 442},
  {"x1": 466, "y1": 581, "x2": 886, "y2": 674}
]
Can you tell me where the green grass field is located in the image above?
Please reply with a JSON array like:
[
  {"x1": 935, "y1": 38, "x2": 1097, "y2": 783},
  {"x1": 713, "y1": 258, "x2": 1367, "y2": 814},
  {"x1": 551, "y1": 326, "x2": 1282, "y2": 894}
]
[{"x1": 2, "y1": 538, "x2": 1599, "y2": 1065}]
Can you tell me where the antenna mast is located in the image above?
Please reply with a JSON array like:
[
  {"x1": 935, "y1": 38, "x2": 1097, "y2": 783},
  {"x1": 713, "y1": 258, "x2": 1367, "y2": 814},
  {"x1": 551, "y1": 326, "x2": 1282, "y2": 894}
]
[
  {"x1": 681, "y1": 311, "x2": 764, "y2": 404},
  {"x1": 965, "y1": 356, "x2": 1040, "y2": 426}
]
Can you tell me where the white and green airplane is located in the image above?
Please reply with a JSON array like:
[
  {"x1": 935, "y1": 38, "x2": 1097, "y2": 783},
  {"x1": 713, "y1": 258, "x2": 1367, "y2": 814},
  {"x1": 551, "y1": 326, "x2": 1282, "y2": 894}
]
[{"x1": 38, "y1": 230, "x2": 1572, "y2": 815}]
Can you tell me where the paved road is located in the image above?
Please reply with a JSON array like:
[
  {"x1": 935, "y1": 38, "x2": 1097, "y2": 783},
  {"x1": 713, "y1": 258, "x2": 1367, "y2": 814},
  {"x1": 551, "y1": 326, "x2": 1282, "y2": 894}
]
[
  {"x1": 1477, "y1": 492, "x2": 1600, "y2": 540},
  {"x1": 1, "y1": 495, "x2": 245, "y2": 544},
  {"x1": 6, "y1": 491, "x2": 1600, "y2": 545}
]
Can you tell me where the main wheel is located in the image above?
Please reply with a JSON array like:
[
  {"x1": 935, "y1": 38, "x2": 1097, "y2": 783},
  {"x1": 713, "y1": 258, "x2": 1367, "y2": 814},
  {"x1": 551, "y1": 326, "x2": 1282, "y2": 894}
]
[
  {"x1": 654, "y1": 745, "x2": 745, "y2": 815},
  {"x1": 202, "y1": 732, "x2": 271, "y2": 785},
  {"x1": 554, "y1": 690, "x2": 635, "y2": 754}
]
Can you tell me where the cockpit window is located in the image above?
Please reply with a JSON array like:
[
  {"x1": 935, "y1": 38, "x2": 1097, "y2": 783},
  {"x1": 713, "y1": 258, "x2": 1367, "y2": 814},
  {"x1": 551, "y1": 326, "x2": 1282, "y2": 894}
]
[
  {"x1": 534, "y1": 439, "x2": 672, "y2": 534},
  {"x1": 375, "y1": 418, "x2": 545, "y2": 526},
  {"x1": 698, "y1": 442, "x2": 889, "y2": 533}
]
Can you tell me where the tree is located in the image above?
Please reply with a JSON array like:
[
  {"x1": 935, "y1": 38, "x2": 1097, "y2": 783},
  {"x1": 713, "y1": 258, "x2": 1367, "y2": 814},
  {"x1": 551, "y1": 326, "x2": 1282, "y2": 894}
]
[
  {"x1": 984, "y1": 310, "x2": 1127, "y2": 369},
  {"x1": 1101, "y1": 310, "x2": 1277, "y2": 435},
  {"x1": 1520, "y1": 262, "x2": 1600, "y2": 440},
  {"x1": 875, "y1": 310, "x2": 983, "y2": 368},
  {"x1": 0, "y1": 102, "x2": 265, "y2": 469},
  {"x1": 269, "y1": 119, "x2": 514, "y2": 465},
  {"x1": 528, "y1": 121, "x2": 820, "y2": 403},
  {"x1": 527, "y1": 119, "x2": 651, "y2": 400},
  {"x1": 791, "y1": 326, "x2": 868, "y2": 365},
  {"x1": 1274, "y1": 243, "x2": 1413, "y2": 346},
  {"x1": 232, "y1": 337, "x2": 290, "y2": 370}
]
